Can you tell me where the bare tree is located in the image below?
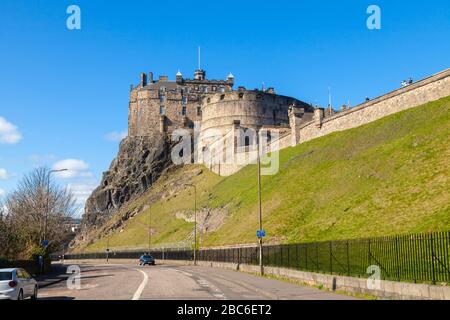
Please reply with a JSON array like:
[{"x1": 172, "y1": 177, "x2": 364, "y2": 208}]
[
  {"x1": 3, "y1": 167, "x2": 77, "y2": 259},
  {"x1": 0, "y1": 201, "x2": 20, "y2": 259}
]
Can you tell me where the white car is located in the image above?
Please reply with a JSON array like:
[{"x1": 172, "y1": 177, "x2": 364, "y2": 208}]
[{"x1": 0, "y1": 268, "x2": 38, "y2": 300}]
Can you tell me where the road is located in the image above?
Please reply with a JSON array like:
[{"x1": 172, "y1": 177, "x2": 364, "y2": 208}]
[{"x1": 38, "y1": 262, "x2": 357, "y2": 300}]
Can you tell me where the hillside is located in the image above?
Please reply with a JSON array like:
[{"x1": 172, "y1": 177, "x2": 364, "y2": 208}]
[{"x1": 77, "y1": 96, "x2": 450, "y2": 253}]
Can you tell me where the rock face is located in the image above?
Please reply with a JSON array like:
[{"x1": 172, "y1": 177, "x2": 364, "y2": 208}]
[{"x1": 82, "y1": 133, "x2": 171, "y2": 228}]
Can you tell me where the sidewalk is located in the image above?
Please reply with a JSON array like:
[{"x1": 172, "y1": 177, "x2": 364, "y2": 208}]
[{"x1": 36, "y1": 263, "x2": 69, "y2": 289}]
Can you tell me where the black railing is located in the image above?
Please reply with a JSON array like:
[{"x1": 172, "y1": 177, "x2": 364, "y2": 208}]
[{"x1": 64, "y1": 231, "x2": 450, "y2": 285}]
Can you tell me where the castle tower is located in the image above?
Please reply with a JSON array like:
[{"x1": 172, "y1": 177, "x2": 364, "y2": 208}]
[
  {"x1": 194, "y1": 69, "x2": 206, "y2": 81},
  {"x1": 227, "y1": 73, "x2": 235, "y2": 86},
  {"x1": 176, "y1": 70, "x2": 183, "y2": 83}
]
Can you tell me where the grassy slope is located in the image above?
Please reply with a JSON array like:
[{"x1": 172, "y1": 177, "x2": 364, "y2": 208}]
[{"x1": 84, "y1": 96, "x2": 450, "y2": 252}]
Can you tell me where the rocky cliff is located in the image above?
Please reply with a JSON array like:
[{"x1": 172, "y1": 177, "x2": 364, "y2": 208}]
[{"x1": 82, "y1": 133, "x2": 172, "y2": 229}]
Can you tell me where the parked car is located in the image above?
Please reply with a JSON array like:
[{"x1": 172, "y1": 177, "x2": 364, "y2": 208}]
[
  {"x1": 139, "y1": 255, "x2": 156, "y2": 266},
  {"x1": 0, "y1": 268, "x2": 38, "y2": 300}
]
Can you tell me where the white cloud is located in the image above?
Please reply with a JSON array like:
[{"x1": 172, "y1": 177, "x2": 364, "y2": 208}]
[
  {"x1": 53, "y1": 159, "x2": 92, "y2": 179},
  {"x1": 0, "y1": 168, "x2": 9, "y2": 180},
  {"x1": 0, "y1": 188, "x2": 5, "y2": 198},
  {"x1": 105, "y1": 130, "x2": 127, "y2": 142},
  {"x1": 66, "y1": 183, "x2": 97, "y2": 217},
  {"x1": 67, "y1": 183, "x2": 96, "y2": 204},
  {"x1": 0, "y1": 117, "x2": 22, "y2": 144}
]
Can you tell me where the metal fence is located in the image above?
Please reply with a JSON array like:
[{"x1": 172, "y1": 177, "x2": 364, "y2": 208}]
[{"x1": 65, "y1": 231, "x2": 450, "y2": 285}]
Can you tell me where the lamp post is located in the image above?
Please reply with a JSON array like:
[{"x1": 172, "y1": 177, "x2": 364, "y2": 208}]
[
  {"x1": 148, "y1": 206, "x2": 152, "y2": 253},
  {"x1": 256, "y1": 127, "x2": 264, "y2": 276},
  {"x1": 43, "y1": 169, "x2": 68, "y2": 246},
  {"x1": 184, "y1": 184, "x2": 197, "y2": 266}
]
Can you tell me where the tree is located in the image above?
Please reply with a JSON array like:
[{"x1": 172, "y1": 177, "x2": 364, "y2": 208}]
[
  {"x1": 0, "y1": 201, "x2": 21, "y2": 259},
  {"x1": 3, "y1": 167, "x2": 77, "y2": 259}
]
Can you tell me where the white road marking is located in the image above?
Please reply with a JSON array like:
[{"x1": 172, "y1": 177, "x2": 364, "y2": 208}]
[
  {"x1": 175, "y1": 270, "x2": 193, "y2": 277},
  {"x1": 176, "y1": 269, "x2": 227, "y2": 300},
  {"x1": 132, "y1": 269, "x2": 149, "y2": 300}
]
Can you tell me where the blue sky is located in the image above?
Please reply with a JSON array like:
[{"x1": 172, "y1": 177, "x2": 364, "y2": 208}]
[{"x1": 0, "y1": 0, "x2": 449, "y2": 215}]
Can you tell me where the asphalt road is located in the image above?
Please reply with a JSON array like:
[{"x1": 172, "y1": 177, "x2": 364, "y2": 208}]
[{"x1": 38, "y1": 263, "x2": 357, "y2": 300}]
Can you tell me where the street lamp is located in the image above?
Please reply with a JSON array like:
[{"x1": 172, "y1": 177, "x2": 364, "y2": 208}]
[
  {"x1": 42, "y1": 169, "x2": 68, "y2": 246},
  {"x1": 256, "y1": 127, "x2": 264, "y2": 276},
  {"x1": 184, "y1": 184, "x2": 197, "y2": 266},
  {"x1": 148, "y1": 206, "x2": 152, "y2": 253}
]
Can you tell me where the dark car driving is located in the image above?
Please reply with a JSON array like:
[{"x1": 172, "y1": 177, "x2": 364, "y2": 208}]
[{"x1": 139, "y1": 254, "x2": 156, "y2": 266}]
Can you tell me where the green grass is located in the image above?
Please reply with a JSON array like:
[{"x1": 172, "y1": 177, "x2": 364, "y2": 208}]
[{"x1": 82, "y1": 96, "x2": 450, "y2": 253}]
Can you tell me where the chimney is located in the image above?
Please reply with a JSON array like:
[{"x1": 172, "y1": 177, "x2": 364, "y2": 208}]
[
  {"x1": 149, "y1": 72, "x2": 154, "y2": 83},
  {"x1": 140, "y1": 73, "x2": 147, "y2": 87}
]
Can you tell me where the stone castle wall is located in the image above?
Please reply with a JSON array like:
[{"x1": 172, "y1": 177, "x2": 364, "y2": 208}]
[
  {"x1": 200, "y1": 91, "x2": 309, "y2": 136},
  {"x1": 128, "y1": 71, "x2": 234, "y2": 137},
  {"x1": 295, "y1": 68, "x2": 450, "y2": 145},
  {"x1": 128, "y1": 88, "x2": 203, "y2": 136},
  {"x1": 206, "y1": 68, "x2": 449, "y2": 177}
]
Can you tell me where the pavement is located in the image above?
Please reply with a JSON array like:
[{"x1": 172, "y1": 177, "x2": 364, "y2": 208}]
[
  {"x1": 37, "y1": 262, "x2": 358, "y2": 300},
  {"x1": 36, "y1": 263, "x2": 70, "y2": 289}
]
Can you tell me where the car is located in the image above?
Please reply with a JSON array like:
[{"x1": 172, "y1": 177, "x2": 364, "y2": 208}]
[
  {"x1": 139, "y1": 255, "x2": 156, "y2": 266},
  {"x1": 0, "y1": 268, "x2": 38, "y2": 300}
]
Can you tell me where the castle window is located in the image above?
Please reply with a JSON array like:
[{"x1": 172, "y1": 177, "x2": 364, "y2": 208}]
[
  {"x1": 212, "y1": 86, "x2": 217, "y2": 91},
  {"x1": 220, "y1": 94, "x2": 225, "y2": 100},
  {"x1": 197, "y1": 107, "x2": 202, "y2": 116},
  {"x1": 220, "y1": 87, "x2": 226, "y2": 93},
  {"x1": 207, "y1": 98, "x2": 211, "y2": 103},
  {"x1": 160, "y1": 106, "x2": 166, "y2": 115},
  {"x1": 245, "y1": 136, "x2": 250, "y2": 147},
  {"x1": 203, "y1": 86, "x2": 209, "y2": 93},
  {"x1": 182, "y1": 106, "x2": 187, "y2": 116},
  {"x1": 160, "y1": 95, "x2": 166, "y2": 103},
  {"x1": 239, "y1": 93, "x2": 244, "y2": 99}
]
